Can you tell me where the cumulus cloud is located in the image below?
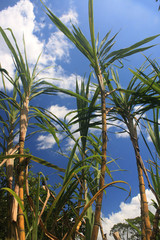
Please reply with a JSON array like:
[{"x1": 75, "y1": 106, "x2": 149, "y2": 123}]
[
  {"x1": 108, "y1": 105, "x2": 147, "y2": 139},
  {"x1": 57, "y1": 74, "x2": 82, "y2": 91},
  {"x1": 45, "y1": 31, "x2": 73, "y2": 62},
  {"x1": 99, "y1": 189, "x2": 156, "y2": 240},
  {"x1": 37, "y1": 104, "x2": 78, "y2": 150},
  {"x1": 107, "y1": 119, "x2": 129, "y2": 139},
  {"x1": 44, "y1": 9, "x2": 79, "y2": 63},
  {"x1": 37, "y1": 134, "x2": 55, "y2": 149},
  {"x1": 60, "y1": 9, "x2": 78, "y2": 26},
  {"x1": 37, "y1": 133, "x2": 62, "y2": 150},
  {"x1": 0, "y1": 0, "x2": 44, "y2": 62},
  {"x1": 0, "y1": 0, "x2": 41, "y2": 89},
  {"x1": 65, "y1": 121, "x2": 80, "y2": 150},
  {"x1": 0, "y1": 0, "x2": 80, "y2": 149},
  {"x1": 48, "y1": 104, "x2": 74, "y2": 119},
  {"x1": 0, "y1": 0, "x2": 79, "y2": 91}
]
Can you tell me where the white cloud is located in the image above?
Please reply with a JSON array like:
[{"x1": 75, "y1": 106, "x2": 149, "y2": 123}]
[
  {"x1": 0, "y1": 0, "x2": 44, "y2": 61},
  {"x1": 37, "y1": 133, "x2": 63, "y2": 150},
  {"x1": 36, "y1": 127, "x2": 79, "y2": 150},
  {"x1": 60, "y1": 9, "x2": 78, "y2": 26},
  {"x1": 99, "y1": 189, "x2": 156, "y2": 240},
  {"x1": 37, "y1": 104, "x2": 78, "y2": 150},
  {"x1": 107, "y1": 119, "x2": 129, "y2": 138},
  {"x1": 47, "y1": 104, "x2": 74, "y2": 120},
  {"x1": 0, "y1": 0, "x2": 79, "y2": 92},
  {"x1": 112, "y1": 120, "x2": 129, "y2": 139},
  {"x1": 44, "y1": 8, "x2": 79, "y2": 64},
  {"x1": 65, "y1": 121, "x2": 80, "y2": 150},
  {"x1": 116, "y1": 131, "x2": 129, "y2": 139},
  {"x1": 108, "y1": 105, "x2": 146, "y2": 139},
  {"x1": 0, "y1": 0, "x2": 43, "y2": 89},
  {"x1": 45, "y1": 31, "x2": 73, "y2": 62},
  {"x1": 34, "y1": 17, "x2": 46, "y2": 32},
  {"x1": 57, "y1": 73, "x2": 81, "y2": 91},
  {"x1": 37, "y1": 134, "x2": 55, "y2": 149},
  {"x1": 0, "y1": 0, "x2": 80, "y2": 151}
]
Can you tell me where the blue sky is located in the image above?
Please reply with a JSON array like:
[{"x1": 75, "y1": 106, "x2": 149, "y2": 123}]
[{"x1": 0, "y1": 0, "x2": 160, "y2": 238}]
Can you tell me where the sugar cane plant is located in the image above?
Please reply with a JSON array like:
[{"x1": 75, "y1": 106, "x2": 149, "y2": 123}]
[
  {"x1": 0, "y1": 69, "x2": 20, "y2": 238},
  {"x1": 31, "y1": 75, "x2": 129, "y2": 239},
  {"x1": 129, "y1": 58, "x2": 160, "y2": 239},
  {"x1": 66, "y1": 75, "x2": 100, "y2": 238},
  {"x1": 105, "y1": 67, "x2": 154, "y2": 240},
  {"x1": 0, "y1": 0, "x2": 160, "y2": 239},
  {"x1": 0, "y1": 28, "x2": 129, "y2": 240},
  {"x1": 0, "y1": 27, "x2": 63, "y2": 239},
  {"x1": 42, "y1": 0, "x2": 159, "y2": 238},
  {"x1": 144, "y1": 108, "x2": 160, "y2": 240}
]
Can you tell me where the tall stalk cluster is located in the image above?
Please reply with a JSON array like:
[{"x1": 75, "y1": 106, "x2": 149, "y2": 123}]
[
  {"x1": 43, "y1": 0, "x2": 159, "y2": 239},
  {"x1": 0, "y1": 1, "x2": 160, "y2": 240}
]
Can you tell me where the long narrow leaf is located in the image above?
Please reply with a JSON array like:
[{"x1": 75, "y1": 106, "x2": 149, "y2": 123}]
[{"x1": 65, "y1": 180, "x2": 130, "y2": 240}]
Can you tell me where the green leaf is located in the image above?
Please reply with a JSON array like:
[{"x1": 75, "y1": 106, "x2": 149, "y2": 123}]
[
  {"x1": 126, "y1": 219, "x2": 141, "y2": 235},
  {"x1": 89, "y1": 0, "x2": 96, "y2": 57},
  {"x1": 0, "y1": 154, "x2": 65, "y2": 172},
  {"x1": 63, "y1": 139, "x2": 79, "y2": 185},
  {"x1": 66, "y1": 180, "x2": 130, "y2": 240}
]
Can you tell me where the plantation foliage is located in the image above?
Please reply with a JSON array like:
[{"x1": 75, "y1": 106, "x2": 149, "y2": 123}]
[{"x1": 0, "y1": 1, "x2": 160, "y2": 240}]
